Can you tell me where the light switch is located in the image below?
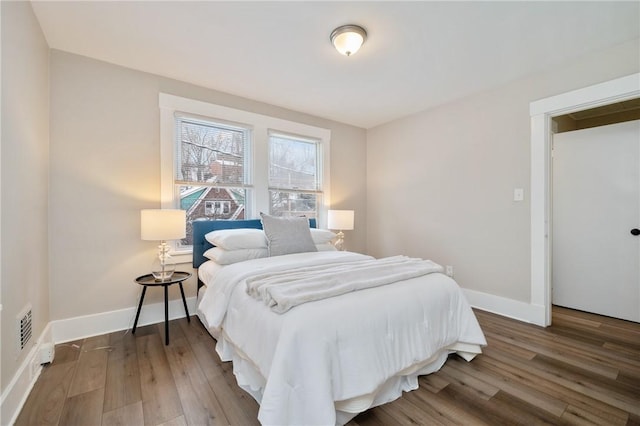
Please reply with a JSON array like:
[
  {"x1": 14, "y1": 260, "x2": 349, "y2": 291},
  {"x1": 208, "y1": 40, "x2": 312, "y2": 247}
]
[{"x1": 514, "y1": 188, "x2": 524, "y2": 202}]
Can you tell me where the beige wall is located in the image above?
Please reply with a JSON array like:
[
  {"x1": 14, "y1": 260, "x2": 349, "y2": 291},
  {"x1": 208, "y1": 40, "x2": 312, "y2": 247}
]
[
  {"x1": 1, "y1": 0, "x2": 50, "y2": 396},
  {"x1": 49, "y1": 50, "x2": 367, "y2": 320},
  {"x1": 366, "y1": 39, "x2": 640, "y2": 303},
  {"x1": 4, "y1": 2, "x2": 636, "y2": 404}
]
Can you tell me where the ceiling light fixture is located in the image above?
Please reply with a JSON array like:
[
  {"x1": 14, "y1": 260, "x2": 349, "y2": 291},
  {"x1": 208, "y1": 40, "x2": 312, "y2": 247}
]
[{"x1": 330, "y1": 24, "x2": 367, "y2": 57}]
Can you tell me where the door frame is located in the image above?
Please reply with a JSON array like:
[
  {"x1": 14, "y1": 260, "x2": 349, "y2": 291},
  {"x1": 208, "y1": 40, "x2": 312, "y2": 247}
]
[{"x1": 530, "y1": 73, "x2": 640, "y2": 326}]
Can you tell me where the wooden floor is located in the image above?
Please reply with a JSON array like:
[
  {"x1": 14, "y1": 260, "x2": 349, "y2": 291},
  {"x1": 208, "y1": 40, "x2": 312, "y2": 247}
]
[{"x1": 15, "y1": 306, "x2": 640, "y2": 426}]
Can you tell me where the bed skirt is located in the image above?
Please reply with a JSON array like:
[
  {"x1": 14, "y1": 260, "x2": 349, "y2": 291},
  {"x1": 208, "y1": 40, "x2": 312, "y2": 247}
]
[{"x1": 213, "y1": 329, "x2": 481, "y2": 426}]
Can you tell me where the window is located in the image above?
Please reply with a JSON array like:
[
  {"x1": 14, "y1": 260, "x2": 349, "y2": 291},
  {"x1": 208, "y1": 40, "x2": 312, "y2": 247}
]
[
  {"x1": 160, "y1": 94, "x2": 331, "y2": 257},
  {"x1": 269, "y1": 133, "x2": 321, "y2": 218},
  {"x1": 174, "y1": 116, "x2": 251, "y2": 248}
]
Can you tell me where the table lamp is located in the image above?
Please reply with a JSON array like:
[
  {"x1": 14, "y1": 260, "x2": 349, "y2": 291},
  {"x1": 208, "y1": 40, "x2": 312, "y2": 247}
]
[
  {"x1": 327, "y1": 209, "x2": 354, "y2": 251},
  {"x1": 141, "y1": 209, "x2": 186, "y2": 280}
]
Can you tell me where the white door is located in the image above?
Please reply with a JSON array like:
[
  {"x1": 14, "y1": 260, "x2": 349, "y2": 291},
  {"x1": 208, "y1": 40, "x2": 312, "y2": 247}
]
[{"x1": 552, "y1": 120, "x2": 640, "y2": 322}]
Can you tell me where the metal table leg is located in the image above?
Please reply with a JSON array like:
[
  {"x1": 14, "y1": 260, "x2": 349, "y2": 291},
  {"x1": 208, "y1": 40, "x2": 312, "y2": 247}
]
[
  {"x1": 132, "y1": 286, "x2": 147, "y2": 334},
  {"x1": 179, "y1": 282, "x2": 190, "y2": 322},
  {"x1": 164, "y1": 284, "x2": 169, "y2": 345}
]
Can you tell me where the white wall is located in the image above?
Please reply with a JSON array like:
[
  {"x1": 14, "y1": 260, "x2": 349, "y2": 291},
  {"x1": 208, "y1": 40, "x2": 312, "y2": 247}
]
[
  {"x1": 48, "y1": 50, "x2": 367, "y2": 322},
  {"x1": 0, "y1": 0, "x2": 50, "y2": 418},
  {"x1": 366, "y1": 39, "x2": 640, "y2": 315}
]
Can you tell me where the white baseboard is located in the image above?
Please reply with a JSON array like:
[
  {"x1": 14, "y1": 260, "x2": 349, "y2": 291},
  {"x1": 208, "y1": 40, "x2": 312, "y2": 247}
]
[
  {"x1": 2, "y1": 290, "x2": 539, "y2": 424},
  {"x1": 1, "y1": 297, "x2": 196, "y2": 425},
  {"x1": 0, "y1": 323, "x2": 51, "y2": 426},
  {"x1": 463, "y1": 288, "x2": 546, "y2": 327},
  {"x1": 51, "y1": 296, "x2": 198, "y2": 343}
]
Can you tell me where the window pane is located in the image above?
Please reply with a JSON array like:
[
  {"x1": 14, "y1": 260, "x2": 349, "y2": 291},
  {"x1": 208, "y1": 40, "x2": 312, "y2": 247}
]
[
  {"x1": 269, "y1": 191, "x2": 317, "y2": 218},
  {"x1": 269, "y1": 135, "x2": 318, "y2": 191},
  {"x1": 177, "y1": 118, "x2": 246, "y2": 185},
  {"x1": 178, "y1": 185, "x2": 247, "y2": 247}
]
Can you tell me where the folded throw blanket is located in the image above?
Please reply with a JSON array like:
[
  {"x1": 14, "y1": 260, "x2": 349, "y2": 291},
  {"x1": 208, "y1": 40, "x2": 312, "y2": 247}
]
[{"x1": 246, "y1": 255, "x2": 444, "y2": 313}]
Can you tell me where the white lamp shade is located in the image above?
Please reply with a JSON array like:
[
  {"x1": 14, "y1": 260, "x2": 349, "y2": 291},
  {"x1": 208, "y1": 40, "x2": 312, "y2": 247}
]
[
  {"x1": 327, "y1": 210, "x2": 354, "y2": 231},
  {"x1": 141, "y1": 209, "x2": 186, "y2": 241}
]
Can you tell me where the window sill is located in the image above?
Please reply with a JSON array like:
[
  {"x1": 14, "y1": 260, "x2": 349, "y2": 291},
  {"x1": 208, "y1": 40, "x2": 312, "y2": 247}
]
[{"x1": 172, "y1": 252, "x2": 193, "y2": 266}]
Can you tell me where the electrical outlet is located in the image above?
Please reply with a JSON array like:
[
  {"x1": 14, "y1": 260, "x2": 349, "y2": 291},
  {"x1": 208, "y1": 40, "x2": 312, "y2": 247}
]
[
  {"x1": 445, "y1": 265, "x2": 454, "y2": 277},
  {"x1": 514, "y1": 188, "x2": 524, "y2": 201}
]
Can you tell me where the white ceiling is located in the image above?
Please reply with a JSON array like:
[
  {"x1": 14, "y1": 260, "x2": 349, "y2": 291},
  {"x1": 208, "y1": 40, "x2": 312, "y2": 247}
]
[{"x1": 31, "y1": 1, "x2": 639, "y2": 129}]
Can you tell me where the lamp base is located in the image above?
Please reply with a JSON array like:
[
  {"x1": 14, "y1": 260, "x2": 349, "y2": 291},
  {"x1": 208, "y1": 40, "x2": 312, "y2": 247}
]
[
  {"x1": 151, "y1": 268, "x2": 175, "y2": 281},
  {"x1": 151, "y1": 241, "x2": 176, "y2": 281},
  {"x1": 333, "y1": 230, "x2": 345, "y2": 251}
]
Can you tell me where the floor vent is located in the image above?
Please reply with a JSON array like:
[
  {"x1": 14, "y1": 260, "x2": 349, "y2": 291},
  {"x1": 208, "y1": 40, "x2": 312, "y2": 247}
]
[{"x1": 18, "y1": 306, "x2": 33, "y2": 351}]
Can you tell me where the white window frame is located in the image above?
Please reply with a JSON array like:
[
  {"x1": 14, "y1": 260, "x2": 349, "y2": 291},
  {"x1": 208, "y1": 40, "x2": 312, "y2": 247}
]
[{"x1": 159, "y1": 93, "x2": 331, "y2": 262}]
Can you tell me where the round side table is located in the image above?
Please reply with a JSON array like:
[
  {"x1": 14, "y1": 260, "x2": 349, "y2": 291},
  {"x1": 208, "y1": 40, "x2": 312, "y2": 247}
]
[{"x1": 133, "y1": 271, "x2": 192, "y2": 345}]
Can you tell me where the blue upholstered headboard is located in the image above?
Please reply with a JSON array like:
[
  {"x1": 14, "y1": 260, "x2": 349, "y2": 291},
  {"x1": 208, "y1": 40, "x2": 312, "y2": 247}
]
[{"x1": 192, "y1": 218, "x2": 317, "y2": 269}]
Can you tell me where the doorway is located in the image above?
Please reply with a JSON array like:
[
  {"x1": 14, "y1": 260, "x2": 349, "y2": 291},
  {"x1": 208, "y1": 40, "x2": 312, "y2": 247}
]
[{"x1": 530, "y1": 73, "x2": 640, "y2": 327}]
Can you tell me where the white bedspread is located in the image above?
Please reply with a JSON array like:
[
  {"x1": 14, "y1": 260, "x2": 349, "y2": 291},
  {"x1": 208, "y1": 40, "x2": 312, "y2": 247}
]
[{"x1": 197, "y1": 251, "x2": 486, "y2": 426}]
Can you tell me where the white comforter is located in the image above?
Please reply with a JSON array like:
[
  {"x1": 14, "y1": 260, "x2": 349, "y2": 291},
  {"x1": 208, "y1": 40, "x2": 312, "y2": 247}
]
[
  {"x1": 246, "y1": 255, "x2": 445, "y2": 313},
  {"x1": 197, "y1": 251, "x2": 486, "y2": 426}
]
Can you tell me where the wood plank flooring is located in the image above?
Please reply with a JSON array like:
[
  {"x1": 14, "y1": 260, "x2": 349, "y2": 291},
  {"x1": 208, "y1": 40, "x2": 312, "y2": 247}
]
[{"x1": 15, "y1": 306, "x2": 640, "y2": 425}]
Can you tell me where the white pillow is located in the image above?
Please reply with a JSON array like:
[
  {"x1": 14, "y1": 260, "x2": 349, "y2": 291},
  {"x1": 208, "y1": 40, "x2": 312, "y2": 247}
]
[
  {"x1": 310, "y1": 228, "x2": 337, "y2": 245},
  {"x1": 203, "y1": 247, "x2": 268, "y2": 265},
  {"x1": 315, "y1": 243, "x2": 337, "y2": 251},
  {"x1": 260, "y1": 213, "x2": 317, "y2": 256},
  {"x1": 205, "y1": 228, "x2": 267, "y2": 250}
]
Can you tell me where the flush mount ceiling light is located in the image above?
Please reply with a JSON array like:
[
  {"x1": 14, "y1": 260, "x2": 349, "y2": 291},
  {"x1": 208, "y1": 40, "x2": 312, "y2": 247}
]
[{"x1": 330, "y1": 24, "x2": 367, "y2": 56}]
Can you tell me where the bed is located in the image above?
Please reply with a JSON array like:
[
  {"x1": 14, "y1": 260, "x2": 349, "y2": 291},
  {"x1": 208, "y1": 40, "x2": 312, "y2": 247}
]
[{"x1": 193, "y1": 217, "x2": 486, "y2": 425}]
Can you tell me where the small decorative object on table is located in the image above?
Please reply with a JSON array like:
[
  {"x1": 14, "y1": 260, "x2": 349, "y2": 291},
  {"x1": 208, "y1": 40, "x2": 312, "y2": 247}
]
[{"x1": 133, "y1": 271, "x2": 192, "y2": 345}]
